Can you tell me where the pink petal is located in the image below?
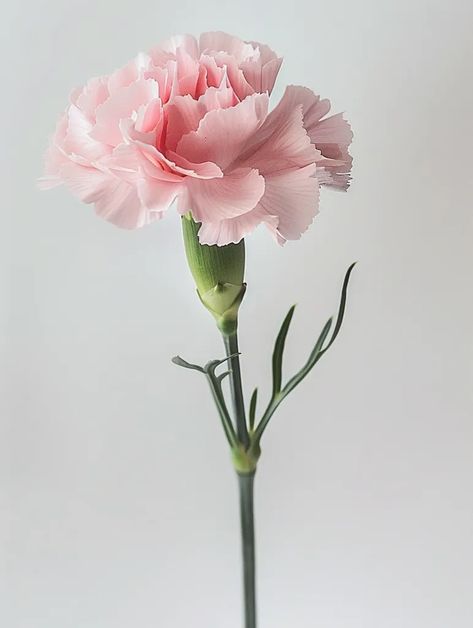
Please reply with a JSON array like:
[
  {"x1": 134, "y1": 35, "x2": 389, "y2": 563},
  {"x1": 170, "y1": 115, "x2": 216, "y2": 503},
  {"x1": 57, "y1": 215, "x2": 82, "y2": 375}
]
[
  {"x1": 197, "y1": 78, "x2": 238, "y2": 111},
  {"x1": 165, "y1": 95, "x2": 207, "y2": 152},
  {"x1": 309, "y1": 112, "x2": 353, "y2": 153},
  {"x1": 171, "y1": 47, "x2": 202, "y2": 98},
  {"x1": 192, "y1": 89, "x2": 321, "y2": 244},
  {"x1": 247, "y1": 39, "x2": 281, "y2": 66},
  {"x1": 177, "y1": 93, "x2": 269, "y2": 170},
  {"x1": 150, "y1": 34, "x2": 199, "y2": 63},
  {"x1": 73, "y1": 77, "x2": 109, "y2": 122},
  {"x1": 198, "y1": 55, "x2": 227, "y2": 90},
  {"x1": 101, "y1": 143, "x2": 182, "y2": 184},
  {"x1": 259, "y1": 164, "x2": 319, "y2": 243},
  {"x1": 91, "y1": 78, "x2": 159, "y2": 146},
  {"x1": 134, "y1": 98, "x2": 163, "y2": 134},
  {"x1": 98, "y1": 144, "x2": 143, "y2": 184},
  {"x1": 262, "y1": 57, "x2": 283, "y2": 94},
  {"x1": 245, "y1": 86, "x2": 352, "y2": 189},
  {"x1": 276, "y1": 86, "x2": 331, "y2": 131},
  {"x1": 201, "y1": 163, "x2": 319, "y2": 246},
  {"x1": 63, "y1": 105, "x2": 110, "y2": 163},
  {"x1": 124, "y1": 136, "x2": 222, "y2": 180},
  {"x1": 315, "y1": 166, "x2": 351, "y2": 190},
  {"x1": 181, "y1": 167, "x2": 265, "y2": 223},
  {"x1": 175, "y1": 46, "x2": 199, "y2": 79},
  {"x1": 137, "y1": 178, "x2": 181, "y2": 212},
  {"x1": 309, "y1": 112, "x2": 353, "y2": 190},
  {"x1": 118, "y1": 104, "x2": 163, "y2": 152},
  {"x1": 198, "y1": 34, "x2": 282, "y2": 97},
  {"x1": 271, "y1": 86, "x2": 353, "y2": 188},
  {"x1": 166, "y1": 150, "x2": 223, "y2": 179},
  {"x1": 211, "y1": 52, "x2": 255, "y2": 100},
  {"x1": 242, "y1": 41, "x2": 282, "y2": 94},
  {"x1": 60, "y1": 161, "x2": 156, "y2": 229},
  {"x1": 108, "y1": 53, "x2": 150, "y2": 92},
  {"x1": 239, "y1": 104, "x2": 319, "y2": 174},
  {"x1": 199, "y1": 32, "x2": 259, "y2": 63},
  {"x1": 144, "y1": 61, "x2": 177, "y2": 104},
  {"x1": 165, "y1": 82, "x2": 236, "y2": 151},
  {"x1": 59, "y1": 162, "x2": 114, "y2": 204},
  {"x1": 117, "y1": 107, "x2": 222, "y2": 180},
  {"x1": 94, "y1": 178, "x2": 154, "y2": 229},
  {"x1": 197, "y1": 206, "x2": 277, "y2": 246}
]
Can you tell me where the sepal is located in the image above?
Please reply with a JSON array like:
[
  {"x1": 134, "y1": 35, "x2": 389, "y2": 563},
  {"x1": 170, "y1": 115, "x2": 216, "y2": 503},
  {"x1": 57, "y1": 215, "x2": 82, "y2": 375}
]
[
  {"x1": 181, "y1": 214, "x2": 246, "y2": 334},
  {"x1": 197, "y1": 282, "x2": 247, "y2": 335}
]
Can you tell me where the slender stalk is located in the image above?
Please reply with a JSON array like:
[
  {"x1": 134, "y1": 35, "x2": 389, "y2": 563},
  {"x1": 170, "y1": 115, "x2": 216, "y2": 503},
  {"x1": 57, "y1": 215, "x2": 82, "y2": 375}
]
[
  {"x1": 223, "y1": 332, "x2": 249, "y2": 449},
  {"x1": 238, "y1": 472, "x2": 257, "y2": 628},
  {"x1": 223, "y1": 330, "x2": 257, "y2": 627}
]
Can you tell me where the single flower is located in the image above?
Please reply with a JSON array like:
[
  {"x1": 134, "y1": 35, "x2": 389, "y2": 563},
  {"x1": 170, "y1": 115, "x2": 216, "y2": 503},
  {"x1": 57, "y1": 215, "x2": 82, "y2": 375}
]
[{"x1": 40, "y1": 32, "x2": 352, "y2": 246}]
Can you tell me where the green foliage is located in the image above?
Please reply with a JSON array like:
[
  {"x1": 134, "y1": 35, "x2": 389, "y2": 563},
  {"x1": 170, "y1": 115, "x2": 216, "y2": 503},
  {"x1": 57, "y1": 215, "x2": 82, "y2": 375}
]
[
  {"x1": 172, "y1": 262, "x2": 356, "y2": 471},
  {"x1": 248, "y1": 388, "x2": 258, "y2": 433},
  {"x1": 253, "y1": 262, "x2": 356, "y2": 442},
  {"x1": 172, "y1": 352, "x2": 240, "y2": 448},
  {"x1": 271, "y1": 305, "x2": 296, "y2": 398}
]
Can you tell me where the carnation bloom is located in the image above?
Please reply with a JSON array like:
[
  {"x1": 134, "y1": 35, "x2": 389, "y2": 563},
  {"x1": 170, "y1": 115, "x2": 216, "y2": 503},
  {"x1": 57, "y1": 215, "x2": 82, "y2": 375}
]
[{"x1": 40, "y1": 32, "x2": 352, "y2": 246}]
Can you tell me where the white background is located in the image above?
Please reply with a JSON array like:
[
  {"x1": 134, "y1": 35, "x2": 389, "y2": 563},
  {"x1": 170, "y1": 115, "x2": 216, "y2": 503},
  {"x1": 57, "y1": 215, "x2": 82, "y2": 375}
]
[{"x1": 2, "y1": 1, "x2": 473, "y2": 627}]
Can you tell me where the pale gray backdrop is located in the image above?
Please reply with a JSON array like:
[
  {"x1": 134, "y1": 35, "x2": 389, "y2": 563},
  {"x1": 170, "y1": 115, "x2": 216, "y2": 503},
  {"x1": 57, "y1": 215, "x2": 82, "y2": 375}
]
[{"x1": 2, "y1": 1, "x2": 472, "y2": 627}]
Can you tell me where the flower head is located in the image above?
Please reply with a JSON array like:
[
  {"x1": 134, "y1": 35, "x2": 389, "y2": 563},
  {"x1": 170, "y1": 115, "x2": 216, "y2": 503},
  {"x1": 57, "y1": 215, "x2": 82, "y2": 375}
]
[{"x1": 40, "y1": 32, "x2": 352, "y2": 246}]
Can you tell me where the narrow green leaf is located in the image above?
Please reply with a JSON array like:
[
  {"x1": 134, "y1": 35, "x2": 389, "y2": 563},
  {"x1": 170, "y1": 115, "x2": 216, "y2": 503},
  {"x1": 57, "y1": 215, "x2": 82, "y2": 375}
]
[
  {"x1": 217, "y1": 370, "x2": 231, "y2": 383},
  {"x1": 172, "y1": 354, "x2": 237, "y2": 447},
  {"x1": 255, "y1": 315, "x2": 333, "y2": 441},
  {"x1": 320, "y1": 261, "x2": 356, "y2": 355},
  {"x1": 207, "y1": 382, "x2": 238, "y2": 447},
  {"x1": 249, "y1": 388, "x2": 258, "y2": 432},
  {"x1": 171, "y1": 355, "x2": 204, "y2": 372},
  {"x1": 282, "y1": 317, "x2": 332, "y2": 397},
  {"x1": 254, "y1": 263, "x2": 356, "y2": 443},
  {"x1": 272, "y1": 305, "x2": 296, "y2": 397},
  {"x1": 205, "y1": 369, "x2": 239, "y2": 448},
  {"x1": 204, "y1": 352, "x2": 240, "y2": 374}
]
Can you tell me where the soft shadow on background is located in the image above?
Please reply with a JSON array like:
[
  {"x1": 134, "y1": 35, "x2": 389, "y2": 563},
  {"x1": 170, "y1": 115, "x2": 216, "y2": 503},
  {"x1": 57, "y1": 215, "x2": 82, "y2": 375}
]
[{"x1": 2, "y1": 1, "x2": 472, "y2": 627}]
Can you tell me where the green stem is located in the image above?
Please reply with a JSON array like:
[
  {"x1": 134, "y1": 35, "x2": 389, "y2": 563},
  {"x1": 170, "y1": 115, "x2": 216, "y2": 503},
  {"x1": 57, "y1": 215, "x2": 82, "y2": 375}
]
[
  {"x1": 238, "y1": 472, "x2": 257, "y2": 628},
  {"x1": 223, "y1": 332, "x2": 249, "y2": 449},
  {"x1": 223, "y1": 331, "x2": 257, "y2": 626}
]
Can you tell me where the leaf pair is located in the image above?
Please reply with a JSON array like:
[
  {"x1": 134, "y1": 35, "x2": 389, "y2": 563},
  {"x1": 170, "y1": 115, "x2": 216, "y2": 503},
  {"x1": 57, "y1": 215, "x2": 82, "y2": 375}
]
[
  {"x1": 172, "y1": 353, "x2": 238, "y2": 447},
  {"x1": 173, "y1": 262, "x2": 356, "y2": 461},
  {"x1": 251, "y1": 262, "x2": 356, "y2": 441}
]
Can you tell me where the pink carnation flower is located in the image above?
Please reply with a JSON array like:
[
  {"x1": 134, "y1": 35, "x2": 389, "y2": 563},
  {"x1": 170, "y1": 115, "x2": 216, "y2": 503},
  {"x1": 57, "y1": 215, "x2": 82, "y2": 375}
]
[{"x1": 40, "y1": 32, "x2": 352, "y2": 245}]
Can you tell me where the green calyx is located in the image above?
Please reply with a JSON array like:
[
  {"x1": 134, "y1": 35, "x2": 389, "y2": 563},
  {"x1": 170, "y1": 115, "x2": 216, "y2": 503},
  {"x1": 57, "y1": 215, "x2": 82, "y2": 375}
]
[{"x1": 181, "y1": 214, "x2": 246, "y2": 335}]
